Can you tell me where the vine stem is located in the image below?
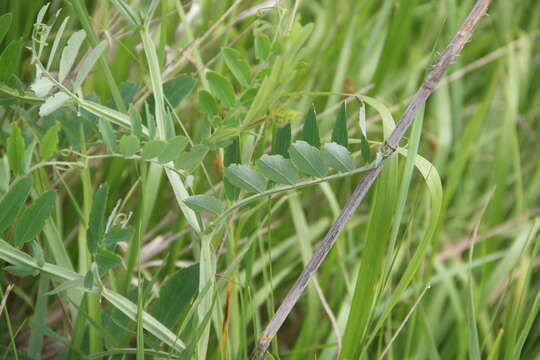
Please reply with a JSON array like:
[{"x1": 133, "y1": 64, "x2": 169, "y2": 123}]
[{"x1": 251, "y1": 0, "x2": 493, "y2": 358}]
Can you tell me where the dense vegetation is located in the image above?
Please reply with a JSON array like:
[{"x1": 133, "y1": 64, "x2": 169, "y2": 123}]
[{"x1": 0, "y1": 0, "x2": 539, "y2": 359}]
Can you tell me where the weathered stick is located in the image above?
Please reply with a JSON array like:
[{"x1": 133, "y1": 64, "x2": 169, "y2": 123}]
[{"x1": 252, "y1": 0, "x2": 492, "y2": 358}]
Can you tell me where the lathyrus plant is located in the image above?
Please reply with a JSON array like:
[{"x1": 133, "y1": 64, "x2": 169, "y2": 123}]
[{"x1": 0, "y1": 0, "x2": 436, "y2": 358}]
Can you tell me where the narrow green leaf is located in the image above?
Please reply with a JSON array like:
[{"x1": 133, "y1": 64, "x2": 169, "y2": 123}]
[
  {"x1": 359, "y1": 131, "x2": 371, "y2": 163},
  {"x1": 88, "y1": 184, "x2": 109, "y2": 255},
  {"x1": 0, "y1": 38, "x2": 23, "y2": 82},
  {"x1": 142, "y1": 140, "x2": 167, "y2": 160},
  {"x1": 331, "y1": 103, "x2": 348, "y2": 148},
  {"x1": 223, "y1": 47, "x2": 252, "y2": 86},
  {"x1": 289, "y1": 140, "x2": 327, "y2": 178},
  {"x1": 321, "y1": 142, "x2": 355, "y2": 172},
  {"x1": 44, "y1": 279, "x2": 84, "y2": 296},
  {"x1": 174, "y1": 145, "x2": 208, "y2": 172},
  {"x1": 103, "y1": 227, "x2": 134, "y2": 250},
  {"x1": 302, "y1": 107, "x2": 320, "y2": 148},
  {"x1": 0, "y1": 177, "x2": 32, "y2": 235},
  {"x1": 4, "y1": 265, "x2": 39, "y2": 277},
  {"x1": 84, "y1": 269, "x2": 94, "y2": 290},
  {"x1": 256, "y1": 154, "x2": 299, "y2": 185},
  {"x1": 59, "y1": 30, "x2": 87, "y2": 82},
  {"x1": 110, "y1": 0, "x2": 141, "y2": 27},
  {"x1": 30, "y1": 240, "x2": 45, "y2": 266},
  {"x1": 225, "y1": 164, "x2": 266, "y2": 193},
  {"x1": 119, "y1": 135, "x2": 140, "y2": 157},
  {"x1": 184, "y1": 195, "x2": 225, "y2": 215},
  {"x1": 14, "y1": 190, "x2": 57, "y2": 248},
  {"x1": 198, "y1": 90, "x2": 219, "y2": 117},
  {"x1": 158, "y1": 136, "x2": 188, "y2": 163},
  {"x1": 22, "y1": 139, "x2": 36, "y2": 176},
  {"x1": 224, "y1": 137, "x2": 240, "y2": 201},
  {"x1": 206, "y1": 71, "x2": 235, "y2": 108},
  {"x1": 272, "y1": 124, "x2": 291, "y2": 158},
  {"x1": 40, "y1": 122, "x2": 61, "y2": 160},
  {"x1": 254, "y1": 31, "x2": 271, "y2": 60},
  {"x1": 0, "y1": 13, "x2": 12, "y2": 44},
  {"x1": 46, "y1": 16, "x2": 69, "y2": 71},
  {"x1": 39, "y1": 92, "x2": 70, "y2": 117},
  {"x1": 98, "y1": 119, "x2": 117, "y2": 153},
  {"x1": 0, "y1": 156, "x2": 10, "y2": 193},
  {"x1": 150, "y1": 265, "x2": 199, "y2": 330},
  {"x1": 7, "y1": 122, "x2": 25, "y2": 176},
  {"x1": 96, "y1": 248, "x2": 123, "y2": 273},
  {"x1": 129, "y1": 105, "x2": 144, "y2": 139},
  {"x1": 73, "y1": 40, "x2": 108, "y2": 92}
]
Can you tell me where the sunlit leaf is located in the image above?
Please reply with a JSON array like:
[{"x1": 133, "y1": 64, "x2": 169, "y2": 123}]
[
  {"x1": 73, "y1": 40, "x2": 107, "y2": 93},
  {"x1": 59, "y1": 30, "x2": 86, "y2": 82},
  {"x1": 39, "y1": 92, "x2": 70, "y2": 117}
]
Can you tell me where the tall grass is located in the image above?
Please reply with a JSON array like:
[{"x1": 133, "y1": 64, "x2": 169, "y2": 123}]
[{"x1": 0, "y1": 0, "x2": 539, "y2": 359}]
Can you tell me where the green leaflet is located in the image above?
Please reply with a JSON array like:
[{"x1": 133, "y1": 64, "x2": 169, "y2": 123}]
[
  {"x1": 222, "y1": 47, "x2": 252, "y2": 86},
  {"x1": 302, "y1": 107, "x2": 320, "y2": 148},
  {"x1": 158, "y1": 136, "x2": 188, "y2": 163},
  {"x1": 224, "y1": 137, "x2": 241, "y2": 201},
  {"x1": 59, "y1": 30, "x2": 86, "y2": 82},
  {"x1": 7, "y1": 122, "x2": 25, "y2": 176},
  {"x1": 289, "y1": 141, "x2": 327, "y2": 178},
  {"x1": 39, "y1": 92, "x2": 70, "y2": 117},
  {"x1": 14, "y1": 190, "x2": 57, "y2": 248},
  {"x1": 272, "y1": 124, "x2": 292, "y2": 158},
  {"x1": 40, "y1": 122, "x2": 61, "y2": 160},
  {"x1": 0, "y1": 13, "x2": 12, "y2": 45},
  {"x1": 256, "y1": 154, "x2": 299, "y2": 185},
  {"x1": 198, "y1": 90, "x2": 219, "y2": 117},
  {"x1": 184, "y1": 195, "x2": 225, "y2": 216},
  {"x1": 174, "y1": 145, "x2": 209, "y2": 172},
  {"x1": 331, "y1": 103, "x2": 348, "y2": 148},
  {"x1": 321, "y1": 142, "x2": 355, "y2": 172},
  {"x1": 119, "y1": 135, "x2": 140, "y2": 157},
  {"x1": 206, "y1": 71, "x2": 235, "y2": 108},
  {"x1": 142, "y1": 140, "x2": 167, "y2": 160},
  {"x1": 225, "y1": 164, "x2": 267, "y2": 193},
  {"x1": 0, "y1": 38, "x2": 23, "y2": 82},
  {"x1": 0, "y1": 177, "x2": 32, "y2": 235},
  {"x1": 87, "y1": 184, "x2": 109, "y2": 255}
]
